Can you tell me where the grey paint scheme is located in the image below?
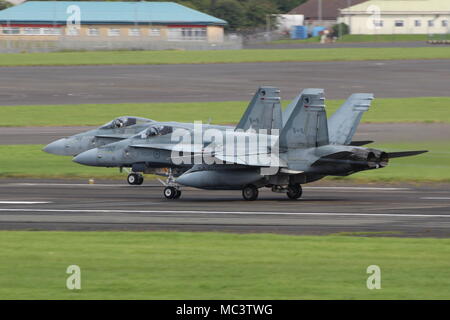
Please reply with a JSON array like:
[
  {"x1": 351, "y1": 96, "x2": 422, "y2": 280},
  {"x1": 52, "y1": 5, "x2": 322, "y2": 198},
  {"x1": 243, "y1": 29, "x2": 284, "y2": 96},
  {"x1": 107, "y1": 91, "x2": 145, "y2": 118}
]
[
  {"x1": 328, "y1": 93, "x2": 374, "y2": 145},
  {"x1": 45, "y1": 86, "x2": 280, "y2": 158},
  {"x1": 175, "y1": 90, "x2": 426, "y2": 191},
  {"x1": 235, "y1": 86, "x2": 282, "y2": 134},
  {"x1": 43, "y1": 116, "x2": 154, "y2": 156},
  {"x1": 72, "y1": 87, "x2": 283, "y2": 174}
]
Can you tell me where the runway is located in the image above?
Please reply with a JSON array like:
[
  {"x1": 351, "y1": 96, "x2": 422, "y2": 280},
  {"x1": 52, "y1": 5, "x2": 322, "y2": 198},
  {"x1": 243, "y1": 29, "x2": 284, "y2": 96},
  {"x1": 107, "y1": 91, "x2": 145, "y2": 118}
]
[
  {"x1": 0, "y1": 179, "x2": 449, "y2": 237},
  {"x1": 1, "y1": 59, "x2": 450, "y2": 105}
]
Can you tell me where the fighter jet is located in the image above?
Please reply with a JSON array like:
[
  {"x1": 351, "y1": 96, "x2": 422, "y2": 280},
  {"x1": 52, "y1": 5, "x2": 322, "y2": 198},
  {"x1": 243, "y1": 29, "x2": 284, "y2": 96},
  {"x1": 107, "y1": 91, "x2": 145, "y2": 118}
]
[
  {"x1": 46, "y1": 87, "x2": 283, "y2": 185},
  {"x1": 72, "y1": 87, "x2": 283, "y2": 189},
  {"x1": 73, "y1": 88, "x2": 426, "y2": 200},
  {"x1": 171, "y1": 89, "x2": 427, "y2": 200}
]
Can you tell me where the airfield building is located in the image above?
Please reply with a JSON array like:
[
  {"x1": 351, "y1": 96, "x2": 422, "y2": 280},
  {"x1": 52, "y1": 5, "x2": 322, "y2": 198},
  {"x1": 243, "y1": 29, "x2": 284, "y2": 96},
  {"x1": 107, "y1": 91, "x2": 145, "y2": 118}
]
[
  {"x1": 0, "y1": 1, "x2": 227, "y2": 43},
  {"x1": 339, "y1": 0, "x2": 450, "y2": 35}
]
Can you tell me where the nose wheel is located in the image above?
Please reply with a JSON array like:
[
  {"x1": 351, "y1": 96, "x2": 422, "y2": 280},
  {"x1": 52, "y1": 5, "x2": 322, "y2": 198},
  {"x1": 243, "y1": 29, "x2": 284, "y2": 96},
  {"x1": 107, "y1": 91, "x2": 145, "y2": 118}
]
[
  {"x1": 164, "y1": 186, "x2": 181, "y2": 199},
  {"x1": 127, "y1": 173, "x2": 144, "y2": 185}
]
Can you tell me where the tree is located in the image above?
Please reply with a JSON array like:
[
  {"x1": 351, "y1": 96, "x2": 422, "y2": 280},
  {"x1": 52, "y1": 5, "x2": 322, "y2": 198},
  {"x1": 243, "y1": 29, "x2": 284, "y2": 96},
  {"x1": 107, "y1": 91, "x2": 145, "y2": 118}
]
[
  {"x1": 210, "y1": 0, "x2": 246, "y2": 31},
  {"x1": 245, "y1": 0, "x2": 279, "y2": 28},
  {"x1": 0, "y1": 1, "x2": 12, "y2": 11},
  {"x1": 274, "y1": 0, "x2": 306, "y2": 13}
]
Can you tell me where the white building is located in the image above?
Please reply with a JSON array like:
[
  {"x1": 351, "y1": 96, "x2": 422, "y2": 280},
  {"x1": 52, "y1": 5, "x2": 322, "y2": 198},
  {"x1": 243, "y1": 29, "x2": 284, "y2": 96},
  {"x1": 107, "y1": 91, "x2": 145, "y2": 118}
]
[{"x1": 339, "y1": 0, "x2": 450, "y2": 35}]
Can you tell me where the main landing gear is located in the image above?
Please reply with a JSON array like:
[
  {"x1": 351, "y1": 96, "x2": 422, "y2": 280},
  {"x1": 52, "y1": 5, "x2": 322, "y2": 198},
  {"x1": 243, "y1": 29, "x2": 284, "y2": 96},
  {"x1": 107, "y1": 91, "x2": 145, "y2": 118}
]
[
  {"x1": 242, "y1": 185, "x2": 259, "y2": 201},
  {"x1": 127, "y1": 173, "x2": 144, "y2": 185},
  {"x1": 286, "y1": 183, "x2": 302, "y2": 200},
  {"x1": 163, "y1": 186, "x2": 181, "y2": 199},
  {"x1": 241, "y1": 184, "x2": 303, "y2": 201}
]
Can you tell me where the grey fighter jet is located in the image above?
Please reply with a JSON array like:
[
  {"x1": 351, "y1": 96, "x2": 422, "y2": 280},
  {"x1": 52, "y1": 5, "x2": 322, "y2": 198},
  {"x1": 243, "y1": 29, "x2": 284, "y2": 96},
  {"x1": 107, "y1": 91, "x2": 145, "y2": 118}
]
[
  {"x1": 46, "y1": 87, "x2": 282, "y2": 185},
  {"x1": 72, "y1": 87, "x2": 283, "y2": 189},
  {"x1": 43, "y1": 116, "x2": 155, "y2": 157},
  {"x1": 172, "y1": 89, "x2": 427, "y2": 200}
]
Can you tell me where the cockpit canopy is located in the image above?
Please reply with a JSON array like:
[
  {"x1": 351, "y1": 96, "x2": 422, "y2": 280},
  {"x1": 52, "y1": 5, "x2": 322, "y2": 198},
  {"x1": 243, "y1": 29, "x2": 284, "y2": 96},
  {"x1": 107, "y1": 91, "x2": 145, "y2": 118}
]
[
  {"x1": 100, "y1": 117, "x2": 153, "y2": 129},
  {"x1": 138, "y1": 125, "x2": 174, "y2": 139}
]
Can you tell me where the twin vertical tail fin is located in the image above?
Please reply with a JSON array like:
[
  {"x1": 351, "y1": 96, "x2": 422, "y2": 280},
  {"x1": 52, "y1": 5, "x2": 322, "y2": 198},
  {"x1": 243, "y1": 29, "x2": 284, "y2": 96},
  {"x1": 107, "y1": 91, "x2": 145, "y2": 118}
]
[
  {"x1": 279, "y1": 89, "x2": 328, "y2": 150},
  {"x1": 328, "y1": 93, "x2": 374, "y2": 145},
  {"x1": 235, "y1": 87, "x2": 282, "y2": 134}
]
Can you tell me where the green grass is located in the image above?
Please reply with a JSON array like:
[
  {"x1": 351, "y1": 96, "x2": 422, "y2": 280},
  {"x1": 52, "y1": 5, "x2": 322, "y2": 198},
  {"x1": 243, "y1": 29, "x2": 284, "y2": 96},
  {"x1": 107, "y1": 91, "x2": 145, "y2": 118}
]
[
  {"x1": 0, "y1": 141, "x2": 447, "y2": 181},
  {"x1": 0, "y1": 145, "x2": 121, "y2": 179},
  {"x1": 2, "y1": 97, "x2": 450, "y2": 127},
  {"x1": 271, "y1": 34, "x2": 450, "y2": 44},
  {"x1": 339, "y1": 34, "x2": 450, "y2": 43},
  {"x1": 0, "y1": 231, "x2": 449, "y2": 299},
  {"x1": 0, "y1": 47, "x2": 449, "y2": 66},
  {"x1": 343, "y1": 141, "x2": 450, "y2": 182}
]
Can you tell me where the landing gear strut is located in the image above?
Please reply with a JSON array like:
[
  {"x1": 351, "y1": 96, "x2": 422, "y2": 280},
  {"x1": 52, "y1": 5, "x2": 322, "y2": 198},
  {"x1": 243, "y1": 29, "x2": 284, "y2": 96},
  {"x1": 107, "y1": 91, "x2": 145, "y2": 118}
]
[
  {"x1": 162, "y1": 168, "x2": 182, "y2": 200},
  {"x1": 127, "y1": 173, "x2": 144, "y2": 185},
  {"x1": 286, "y1": 184, "x2": 302, "y2": 200},
  {"x1": 242, "y1": 184, "x2": 259, "y2": 201}
]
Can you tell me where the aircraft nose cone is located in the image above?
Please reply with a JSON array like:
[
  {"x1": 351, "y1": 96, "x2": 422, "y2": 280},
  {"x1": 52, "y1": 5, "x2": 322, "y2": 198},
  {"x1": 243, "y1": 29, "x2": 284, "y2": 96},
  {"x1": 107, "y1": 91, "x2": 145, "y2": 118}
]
[
  {"x1": 43, "y1": 138, "x2": 67, "y2": 155},
  {"x1": 73, "y1": 148, "x2": 99, "y2": 166}
]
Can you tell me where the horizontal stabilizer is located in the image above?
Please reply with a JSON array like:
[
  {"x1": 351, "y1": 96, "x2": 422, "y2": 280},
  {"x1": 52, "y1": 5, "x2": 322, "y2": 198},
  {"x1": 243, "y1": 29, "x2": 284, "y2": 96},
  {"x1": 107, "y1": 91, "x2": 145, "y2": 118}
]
[
  {"x1": 349, "y1": 140, "x2": 374, "y2": 146},
  {"x1": 387, "y1": 150, "x2": 428, "y2": 158}
]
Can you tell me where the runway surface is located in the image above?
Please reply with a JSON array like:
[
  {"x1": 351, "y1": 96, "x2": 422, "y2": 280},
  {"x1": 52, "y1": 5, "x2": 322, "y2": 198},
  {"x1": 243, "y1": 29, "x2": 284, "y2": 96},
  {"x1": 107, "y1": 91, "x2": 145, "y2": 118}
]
[
  {"x1": 0, "y1": 179, "x2": 449, "y2": 237},
  {"x1": 1, "y1": 59, "x2": 450, "y2": 105},
  {"x1": 2, "y1": 123, "x2": 448, "y2": 145}
]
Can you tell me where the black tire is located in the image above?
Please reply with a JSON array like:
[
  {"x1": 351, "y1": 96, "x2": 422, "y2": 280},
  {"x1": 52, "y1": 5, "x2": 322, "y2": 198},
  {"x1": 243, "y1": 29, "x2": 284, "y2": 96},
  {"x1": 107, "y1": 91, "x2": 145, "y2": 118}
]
[
  {"x1": 164, "y1": 186, "x2": 177, "y2": 199},
  {"x1": 242, "y1": 185, "x2": 259, "y2": 201},
  {"x1": 287, "y1": 184, "x2": 302, "y2": 200},
  {"x1": 127, "y1": 173, "x2": 139, "y2": 185},
  {"x1": 173, "y1": 190, "x2": 182, "y2": 199},
  {"x1": 136, "y1": 174, "x2": 144, "y2": 185}
]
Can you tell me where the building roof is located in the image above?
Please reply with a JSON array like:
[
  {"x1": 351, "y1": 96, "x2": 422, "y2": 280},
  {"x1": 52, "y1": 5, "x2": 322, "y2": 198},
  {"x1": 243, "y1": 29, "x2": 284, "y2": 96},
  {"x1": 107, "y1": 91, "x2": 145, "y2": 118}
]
[
  {"x1": 0, "y1": 1, "x2": 227, "y2": 25},
  {"x1": 341, "y1": 0, "x2": 450, "y2": 13},
  {"x1": 289, "y1": 0, "x2": 367, "y2": 20}
]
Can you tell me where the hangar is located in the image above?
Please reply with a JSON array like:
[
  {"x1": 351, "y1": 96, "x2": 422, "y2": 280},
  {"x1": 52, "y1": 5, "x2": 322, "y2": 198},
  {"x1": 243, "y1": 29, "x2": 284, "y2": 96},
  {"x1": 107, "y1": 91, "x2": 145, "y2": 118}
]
[{"x1": 0, "y1": 1, "x2": 227, "y2": 43}]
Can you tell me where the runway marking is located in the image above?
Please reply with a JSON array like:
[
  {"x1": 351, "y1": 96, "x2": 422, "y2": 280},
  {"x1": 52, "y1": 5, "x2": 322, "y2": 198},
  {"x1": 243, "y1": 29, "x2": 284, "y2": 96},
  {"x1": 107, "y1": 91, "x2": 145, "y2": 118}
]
[
  {"x1": 0, "y1": 201, "x2": 51, "y2": 204},
  {"x1": 421, "y1": 197, "x2": 450, "y2": 200},
  {"x1": 0, "y1": 208, "x2": 449, "y2": 218}
]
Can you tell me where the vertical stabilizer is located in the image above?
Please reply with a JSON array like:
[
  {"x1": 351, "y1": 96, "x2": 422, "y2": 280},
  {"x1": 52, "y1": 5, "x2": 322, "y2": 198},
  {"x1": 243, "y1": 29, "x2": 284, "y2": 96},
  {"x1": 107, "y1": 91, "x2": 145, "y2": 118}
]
[
  {"x1": 279, "y1": 89, "x2": 328, "y2": 150},
  {"x1": 328, "y1": 93, "x2": 374, "y2": 145},
  {"x1": 235, "y1": 87, "x2": 282, "y2": 134}
]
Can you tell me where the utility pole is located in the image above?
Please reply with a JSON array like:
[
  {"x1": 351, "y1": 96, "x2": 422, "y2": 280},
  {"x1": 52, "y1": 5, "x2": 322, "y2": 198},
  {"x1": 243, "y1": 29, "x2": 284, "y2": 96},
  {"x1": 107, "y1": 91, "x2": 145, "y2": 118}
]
[{"x1": 318, "y1": 0, "x2": 322, "y2": 25}]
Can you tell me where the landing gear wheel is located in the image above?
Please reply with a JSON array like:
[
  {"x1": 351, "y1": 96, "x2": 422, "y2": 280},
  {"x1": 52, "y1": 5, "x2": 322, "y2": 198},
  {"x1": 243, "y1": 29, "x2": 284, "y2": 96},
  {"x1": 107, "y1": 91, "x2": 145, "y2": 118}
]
[
  {"x1": 164, "y1": 186, "x2": 178, "y2": 199},
  {"x1": 242, "y1": 185, "x2": 259, "y2": 201},
  {"x1": 173, "y1": 190, "x2": 182, "y2": 199},
  {"x1": 287, "y1": 184, "x2": 302, "y2": 200},
  {"x1": 127, "y1": 173, "x2": 142, "y2": 185}
]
